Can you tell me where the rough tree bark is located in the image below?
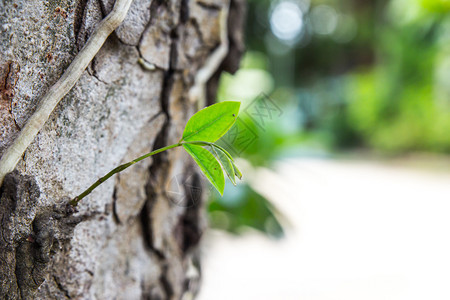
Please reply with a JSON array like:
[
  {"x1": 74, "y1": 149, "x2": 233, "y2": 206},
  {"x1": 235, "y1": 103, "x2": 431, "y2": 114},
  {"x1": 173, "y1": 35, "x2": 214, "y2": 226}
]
[{"x1": 0, "y1": 0, "x2": 244, "y2": 299}]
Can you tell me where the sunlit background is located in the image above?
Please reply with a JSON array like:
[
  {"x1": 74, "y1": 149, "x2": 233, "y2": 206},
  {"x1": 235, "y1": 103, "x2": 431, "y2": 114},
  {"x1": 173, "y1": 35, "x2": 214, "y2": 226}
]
[{"x1": 198, "y1": 0, "x2": 450, "y2": 299}]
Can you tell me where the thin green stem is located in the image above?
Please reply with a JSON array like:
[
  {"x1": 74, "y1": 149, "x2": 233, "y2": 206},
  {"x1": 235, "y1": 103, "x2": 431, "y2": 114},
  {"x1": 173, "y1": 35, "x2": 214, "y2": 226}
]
[
  {"x1": 180, "y1": 140, "x2": 212, "y2": 147},
  {"x1": 69, "y1": 142, "x2": 182, "y2": 206}
]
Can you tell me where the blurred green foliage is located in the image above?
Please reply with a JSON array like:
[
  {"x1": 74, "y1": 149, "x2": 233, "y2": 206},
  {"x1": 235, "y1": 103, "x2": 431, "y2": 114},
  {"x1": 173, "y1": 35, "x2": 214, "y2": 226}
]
[
  {"x1": 209, "y1": 183, "x2": 284, "y2": 238},
  {"x1": 208, "y1": 0, "x2": 450, "y2": 236},
  {"x1": 241, "y1": 0, "x2": 450, "y2": 154}
]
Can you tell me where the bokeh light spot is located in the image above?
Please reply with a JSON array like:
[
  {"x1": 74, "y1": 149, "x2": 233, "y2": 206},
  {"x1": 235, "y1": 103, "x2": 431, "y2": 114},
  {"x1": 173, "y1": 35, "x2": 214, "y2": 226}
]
[
  {"x1": 310, "y1": 4, "x2": 338, "y2": 36},
  {"x1": 270, "y1": 1, "x2": 304, "y2": 42}
]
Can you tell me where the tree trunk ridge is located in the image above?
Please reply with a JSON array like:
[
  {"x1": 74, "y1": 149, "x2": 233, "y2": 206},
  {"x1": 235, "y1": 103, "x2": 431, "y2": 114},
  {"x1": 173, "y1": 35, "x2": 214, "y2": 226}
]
[{"x1": 0, "y1": 0, "x2": 244, "y2": 298}]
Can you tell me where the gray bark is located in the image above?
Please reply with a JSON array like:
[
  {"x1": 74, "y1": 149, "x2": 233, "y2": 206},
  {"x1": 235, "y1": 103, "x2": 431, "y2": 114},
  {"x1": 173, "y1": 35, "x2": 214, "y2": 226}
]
[{"x1": 0, "y1": 0, "x2": 244, "y2": 299}]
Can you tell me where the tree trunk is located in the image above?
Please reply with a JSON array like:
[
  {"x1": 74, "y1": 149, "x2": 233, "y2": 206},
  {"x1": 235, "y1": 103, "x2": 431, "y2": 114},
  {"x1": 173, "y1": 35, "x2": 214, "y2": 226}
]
[{"x1": 0, "y1": 0, "x2": 244, "y2": 299}]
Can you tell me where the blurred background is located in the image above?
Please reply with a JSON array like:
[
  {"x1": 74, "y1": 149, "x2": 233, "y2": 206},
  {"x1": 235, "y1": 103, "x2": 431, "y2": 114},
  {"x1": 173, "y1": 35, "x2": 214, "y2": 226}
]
[{"x1": 199, "y1": 0, "x2": 450, "y2": 299}]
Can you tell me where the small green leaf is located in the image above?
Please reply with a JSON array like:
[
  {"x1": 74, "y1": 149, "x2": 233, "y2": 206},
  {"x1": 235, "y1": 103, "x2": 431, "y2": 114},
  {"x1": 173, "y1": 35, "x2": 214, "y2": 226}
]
[
  {"x1": 231, "y1": 161, "x2": 243, "y2": 180},
  {"x1": 183, "y1": 144, "x2": 225, "y2": 195},
  {"x1": 181, "y1": 101, "x2": 240, "y2": 143},
  {"x1": 210, "y1": 143, "x2": 242, "y2": 180},
  {"x1": 211, "y1": 143, "x2": 235, "y2": 162},
  {"x1": 209, "y1": 145, "x2": 236, "y2": 186}
]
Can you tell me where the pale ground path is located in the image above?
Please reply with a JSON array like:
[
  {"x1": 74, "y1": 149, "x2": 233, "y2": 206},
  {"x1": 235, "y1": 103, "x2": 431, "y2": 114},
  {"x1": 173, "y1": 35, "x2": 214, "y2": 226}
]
[{"x1": 198, "y1": 158, "x2": 450, "y2": 300}]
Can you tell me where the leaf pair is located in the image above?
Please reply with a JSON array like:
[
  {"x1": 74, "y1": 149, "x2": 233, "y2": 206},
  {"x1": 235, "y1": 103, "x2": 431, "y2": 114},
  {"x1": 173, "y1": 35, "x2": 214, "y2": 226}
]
[{"x1": 180, "y1": 101, "x2": 242, "y2": 195}]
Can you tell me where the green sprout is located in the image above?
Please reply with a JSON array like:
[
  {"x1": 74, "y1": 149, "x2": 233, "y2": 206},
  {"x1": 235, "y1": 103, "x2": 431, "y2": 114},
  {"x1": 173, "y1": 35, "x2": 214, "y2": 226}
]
[{"x1": 70, "y1": 101, "x2": 242, "y2": 206}]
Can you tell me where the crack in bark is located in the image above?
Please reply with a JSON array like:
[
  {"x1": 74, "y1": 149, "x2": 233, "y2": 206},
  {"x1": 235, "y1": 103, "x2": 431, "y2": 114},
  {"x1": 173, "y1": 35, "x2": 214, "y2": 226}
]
[
  {"x1": 180, "y1": 0, "x2": 190, "y2": 23},
  {"x1": 74, "y1": 0, "x2": 90, "y2": 42},
  {"x1": 2, "y1": 62, "x2": 11, "y2": 92},
  {"x1": 11, "y1": 104, "x2": 21, "y2": 131},
  {"x1": 179, "y1": 170, "x2": 203, "y2": 255},
  {"x1": 136, "y1": 0, "x2": 165, "y2": 55},
  {"x1": 159, "y1": 264, "x2": 174, "y2": 300},
  {"x1": 196, "y1": 1, "x2": 221, "y2": 10},
  {"x1": 190, "y1": 18, "x2": 206, "y2": 49},
  {"x1": 2, "y1": 61, "x2": 20, "y2": 100},
  {"x1": 89, "y1": 60, "x2": 109, "y2": 85},
  {"x1": 1, "y1": 61, "x2": 21, "y2": 131},
  {"x1": 0, "y1": 218, "x2": 8, "y2": 246},
  {"x1": 53, "y1": 275, "x2": 71, "y2": 299},
  {"x1": 14, "y1": 259, "x2": 22, "y2": 299},
  {"x1": 98, "y1": 0, "x2": 108, "y2": 17},
  {"x1": 111, "y1": 184, "x2": 121, "y2": 224},
  {"x1": 139, "y1": 98, "x2": 172, "y2": 259},
  {"x1": 139, "y1": 197, "x2": 165, "y2": 259}
]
